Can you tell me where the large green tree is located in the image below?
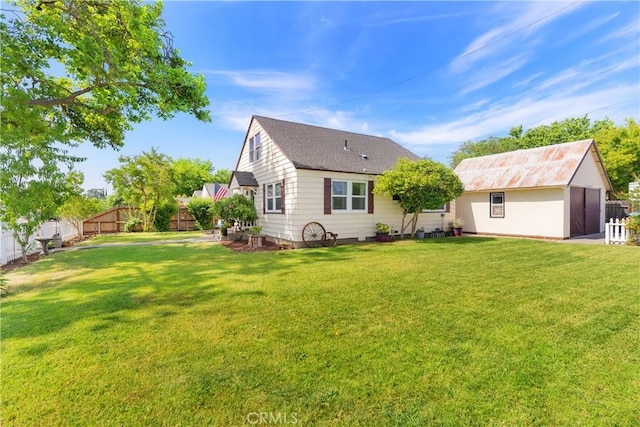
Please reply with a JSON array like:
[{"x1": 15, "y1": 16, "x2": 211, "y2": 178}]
[
  {"x1": 104, "y1": 148, "x2": 174, "y2": 232},
  {"x1": 171, "y1": 158, "x2": 215, "y2": 197},
  {"x1": 374, "y1": 158, "x2": 465, "y2": 238},
  {"x1": 57, "y1": 192, "x2": 106, "y2": 239},
  {"x1": 1, "y1": 0, "x2": 210, "y2": 254}
]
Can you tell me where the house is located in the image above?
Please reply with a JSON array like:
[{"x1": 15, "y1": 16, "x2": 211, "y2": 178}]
[
  {"x1": 201, "y1": 182, "x2": 229, "y2": 202},
  {"x1": 453, "y1": 139, "x2": 612, "y2": 239},
  {"x1": 229, "y1": 116, "x2": 455, "y2": 245}
]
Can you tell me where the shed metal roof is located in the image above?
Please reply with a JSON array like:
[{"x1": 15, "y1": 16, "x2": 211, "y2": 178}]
[
  {"x1": 253, "y1": 116, "x2": 420, "y2": 175},
  {"x1": 454, "y1": 139, "x2": 611, "y2": 191}
]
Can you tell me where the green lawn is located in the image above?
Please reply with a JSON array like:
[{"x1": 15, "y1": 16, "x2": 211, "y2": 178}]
[
  {"x1": 76, "y1": 230, "x2": 208, "y2": 246},
  {"x1": 2, "y1": 238, "x2": 639, "y2": 426}
]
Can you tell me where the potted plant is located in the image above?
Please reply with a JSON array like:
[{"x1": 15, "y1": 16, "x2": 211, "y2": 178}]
[
  {"x1": 375, "y1": 223, "x2": 393, "y2": 242},
  {"x1": 416, "y1": 227, "x2": 425, "y2": 239},
  {"x1": 452, "y1": 218, "x2": 464, "y2": 237}
]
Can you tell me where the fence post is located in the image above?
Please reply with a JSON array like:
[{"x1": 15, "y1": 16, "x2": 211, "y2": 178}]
[{"x1": 605, "y1": 218, "x2": 611, "y2": 244}]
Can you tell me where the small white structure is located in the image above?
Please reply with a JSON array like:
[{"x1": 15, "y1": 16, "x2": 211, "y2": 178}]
[
  {"x1": 454, "y1": 140, "x2": 613, "y2": 239},
  {"x1": 229, "y1": 116, "x2": 453, "y2": 245},
  {"x1": 605, "y1": 218, "x2": 631, "y2": 244}
]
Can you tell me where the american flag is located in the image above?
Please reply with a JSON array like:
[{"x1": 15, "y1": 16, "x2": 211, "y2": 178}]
[{"x1": 213, "y1": 184, "x2": 228, "y2": 202}]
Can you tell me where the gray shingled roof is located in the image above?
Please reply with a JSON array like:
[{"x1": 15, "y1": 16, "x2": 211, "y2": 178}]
[
  {"x1": 232, "y1": 171, "x2": 259, "y2": 187},
  {"x1": 254, "y1": 116, "x2": 420, "y2": 175}
]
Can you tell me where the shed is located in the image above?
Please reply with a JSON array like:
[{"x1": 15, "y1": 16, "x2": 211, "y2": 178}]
[{"x1": 453, "y1": 139, "x2": 612, "y2": 239}]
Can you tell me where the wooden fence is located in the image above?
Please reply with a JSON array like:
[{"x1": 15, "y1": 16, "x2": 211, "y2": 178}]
[{"x1": 83, "y1": 206, "x2": 197, "y2": 235}]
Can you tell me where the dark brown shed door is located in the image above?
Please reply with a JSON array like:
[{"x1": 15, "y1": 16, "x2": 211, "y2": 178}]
[{"x1": 570, "y1": 187, "x2": 601, "y2": 237}]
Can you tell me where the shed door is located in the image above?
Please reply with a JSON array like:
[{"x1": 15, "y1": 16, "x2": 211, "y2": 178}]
[
  {"x1": 570, "y1": 187, "x2": 585, "y2": 236},
  {"x1": 570, "y1": 187, "x2": 601, "y2": 236},
  {"x1": 585, "y1": 188, "x2": 601, "y2": 234}
]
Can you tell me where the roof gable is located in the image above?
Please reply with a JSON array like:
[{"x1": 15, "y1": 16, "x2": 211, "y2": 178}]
[
  {"x1": 454, "y1": 139, "x2": 612, "y2": 191},
  {"x1": 253, "y1": 116, "x2": 420, "y2": 175}
]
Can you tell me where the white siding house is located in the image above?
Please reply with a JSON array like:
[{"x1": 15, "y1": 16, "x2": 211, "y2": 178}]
[
  {"x1": 454, "y1": 139, "x2": 612, "y2": 239},
  {"x1": 230, "y1": 116, "x2": 454, "y2": 245}
]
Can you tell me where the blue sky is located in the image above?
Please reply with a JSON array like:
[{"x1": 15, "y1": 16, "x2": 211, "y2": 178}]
[{"x1": 76, "y1": 1, "x2": 640, "y2": 191}]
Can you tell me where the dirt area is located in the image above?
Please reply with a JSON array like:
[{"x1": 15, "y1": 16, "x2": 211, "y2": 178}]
[{"x1": 1, "y1": 253, "x2": 42, "y2": 273}]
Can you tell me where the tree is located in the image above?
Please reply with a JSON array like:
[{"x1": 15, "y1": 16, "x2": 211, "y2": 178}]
[
  {"x1": 171, "y1": 158, "x2": 215, "y2": 197},
  {"x1": 212, "y1": 194, "x2": 257, "y2": 234},
  {"x1": 105, "y1": 148, "x2": 174, "y2": 232},
  {"x1": 1, "y1": 0, "x2": 210, "y2": 152},
  {"x1": 374, "y1": 158, "x2": 465, "y2": 238},
  {"x1": 0, "y1": 153, "x2": 80, "y2": 261},
  {"x1": 211, "y1": 168, "x2": 232, "y2": 186},
  {"x1": 1, "y1": 0, "x2": 210, "y2": 257},
  {"x1": 593, "y1": 119, "x2": 640, "y2": 196},
  {"x1": 57, "y1": 194, "x2": 106, "y2": 239},
  {"x1": 186, "y1": 198, "x2": 215, "y2": 230}
]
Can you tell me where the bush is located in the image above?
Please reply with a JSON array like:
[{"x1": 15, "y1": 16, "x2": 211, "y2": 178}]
[
  {"x1": 187, "y1": 198, "x2": 215, "y2": 230},
  {"x1": 212, "y1": 194, "x2": 258, "y2": 226},
  {"x1": 153, "y1": 202, "x2": 178, "y2": 232},
  {"x1": 124, "y1": 216, "x2": 143, "y2": 232}
]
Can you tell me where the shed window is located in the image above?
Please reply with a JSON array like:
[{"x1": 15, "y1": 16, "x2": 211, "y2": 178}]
[{"x1": 490, "y1": 192, "x2": 504, "y2": 218}]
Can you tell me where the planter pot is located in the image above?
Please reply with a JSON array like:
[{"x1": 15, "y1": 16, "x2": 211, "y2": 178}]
[
  {"x1": 375, "y1": 232, "x2": 393, "y2": 242},
  {"x1": 221, "y1": 228, "x2": 228, "y2": 237},
  {"x1": 416, "y1": 231, "x2": 425, "y2": 239},
  {"x1": 52, "y1": 234, "x2": 63, "y2": 248},
  {"x1": 453, "y1": 227, "x2": 463, "y2": 237}
]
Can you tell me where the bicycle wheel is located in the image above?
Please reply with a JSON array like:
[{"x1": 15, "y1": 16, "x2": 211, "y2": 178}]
[{"x1": 302, "y1": 222, "x2": 326, "y2": 247}]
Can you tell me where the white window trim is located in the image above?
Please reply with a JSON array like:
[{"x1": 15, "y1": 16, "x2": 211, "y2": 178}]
[
  {"x1": 490, "y1": 192, "x2": 505, "y2": 218},
  {"x1": 265, "y1": 182, "x2": 282, "y2": 213},
  {"x1": 422, "y1": 204, "x2": 447, "y2": 213},
  {"x1": 332, "y1": 180, "x2": 367, "y2": 213}
]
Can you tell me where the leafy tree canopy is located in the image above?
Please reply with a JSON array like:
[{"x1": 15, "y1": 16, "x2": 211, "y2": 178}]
[
  {"x1": 212, "y1": 194, "x2": 257, "y2": 228},
  {"x1": 450, "y1": 116, "x2": 638, "y2": 196},
  {"x1": 104, "y1": 148, "x2": 174, "y2": 232},
  {"x1": 1, "y1": 0, "x2": 210, "y2": 151},
  {"x1": 374, "y1": 158, "x2": 464, "y2": 237}
]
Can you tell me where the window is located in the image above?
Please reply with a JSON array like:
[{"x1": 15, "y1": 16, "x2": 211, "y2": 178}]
[
  {"x1": 332, "y1": 180, "x2": 367, "y2": 212},
  {"x1": 422, "y1": 203, "x2": 449, "y2": 213},
  {"x1": 249, "y1": 133, "x2": 261, "y2": 162},
  {"x1": 490, "y1": 192, "x2": 504, "y2": 218},
  {"x1": 265, "y1": 182, "x2": 282, "y2": 212}
]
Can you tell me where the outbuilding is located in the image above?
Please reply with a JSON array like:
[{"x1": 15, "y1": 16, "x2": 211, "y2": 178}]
[{"x1": 453, "y1": 139, "x2": 612, "y2": 239}]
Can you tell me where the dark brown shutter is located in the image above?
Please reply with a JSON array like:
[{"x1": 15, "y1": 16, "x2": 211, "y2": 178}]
[
  {"x1": 262, "y1": 184, "x2": 266, "y2": 214},
  {"x1": 368, "y1": 180, "x2": 374, "y2": 214},
  {"x1": 280, "y1": 179, "x2": 285, "y2": 214},
  {"x1": 324, "y1": 178, "x2": 332, "y2": 214},
  {"x1": 445, "y1": 202, "x2": 451, "y2": 213}
]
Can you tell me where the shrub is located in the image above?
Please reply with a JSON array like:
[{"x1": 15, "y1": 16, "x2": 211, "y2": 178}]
[
  {"x1": 153, "y1": 202, "x2": 178, "y2": 232},
  {"x1": 186, "y1": 198, "x2": 215, "y2": 230},
  {"x1": 124, "y1": 216, "x2": 143, "y2": 232}
]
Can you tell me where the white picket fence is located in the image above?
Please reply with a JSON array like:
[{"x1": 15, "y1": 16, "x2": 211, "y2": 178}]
[
  {"x1": 0, "y1": 220, "x2": 78, "y2": 265},
  {"x1": 604, "y1": 218, "x2": 632, "y2": 245}
]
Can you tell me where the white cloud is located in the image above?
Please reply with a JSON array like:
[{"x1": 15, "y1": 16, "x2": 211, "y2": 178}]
[
  {"x1": 459, "y1": 54, "x2": 529, "y2": 95},
  {"x1": 560, "y1": 12, "x2": 620, "y2": 44},
  {"x1": 203, "y1": 70, "x2": 316, "y2": 92},
  {"x1": 389, "y1": 84, "x2": 638, "y2": 147},
  {"x1": 597, "y1": 20, "x2": 640, "y2": 44},
  {"x1": 451, "y1": 2, "x2": 583, "y2": 74}
]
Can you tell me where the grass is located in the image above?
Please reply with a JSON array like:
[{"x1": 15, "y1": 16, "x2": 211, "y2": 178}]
[
  {"x1": 2, "y1": 237, "x2": 639, "y2": 425},
  {"x1": 76, "y1": 230, "x2": 208, "y2": 245}
]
